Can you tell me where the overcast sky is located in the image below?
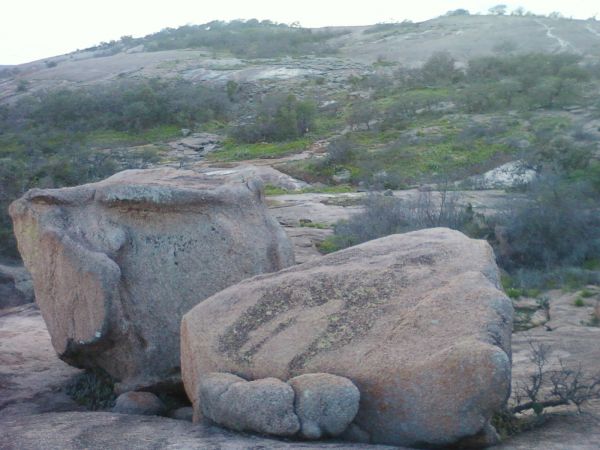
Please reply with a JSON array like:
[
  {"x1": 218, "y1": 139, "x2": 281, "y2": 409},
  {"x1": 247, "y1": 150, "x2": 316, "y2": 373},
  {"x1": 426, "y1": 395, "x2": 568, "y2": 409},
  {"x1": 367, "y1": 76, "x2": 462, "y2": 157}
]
[{"x1": 1, "y1": 1, "x2": 598, "y2": 65}]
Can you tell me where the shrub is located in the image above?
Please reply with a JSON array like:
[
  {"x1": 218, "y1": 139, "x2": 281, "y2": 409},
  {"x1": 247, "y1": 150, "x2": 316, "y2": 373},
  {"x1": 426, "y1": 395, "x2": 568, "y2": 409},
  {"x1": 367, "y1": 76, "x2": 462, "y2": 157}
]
[
  {"x1": 320, "y1": 136, "x2": 357, "y2": 167},
  {"x1": 420, "y1": 51, "x2": 462, "y2": 86},
  {"x1": 506, "y1": 288, "x2": 523, "y2": 299},
  {"x1": 137, "y1": 20, "x2": 345, "y2": 58},
  {"x1": 511, "y1": 340, "x2": 600, "y2": 415},
  {"x1": 446, "y1": 9, "x2": 470, "y2": 16},
  {"x1": 574, "y1": 297, "x2": 585, "y2": 307},
  {"x1": 322, "y1": 190, "x2": 481, "y2": 252},
  {"x1": 346, "y1": 103, "x2": 377, "y2": 130},
  {"x1": 16, "y1": 80, "x2": 29, "y2": 92},
  {"x1": 232, "y1": 94, "x2": 315, "y2": 143},
  {"x1": 580, "y1": 289, "x2": 596, "y2": 298},
  {"x1": 495, "y1": 175, "x2": 600, "y2": 270},
  {"x1": 64, "y1": 369, "x2": 116, "y2": 410}
]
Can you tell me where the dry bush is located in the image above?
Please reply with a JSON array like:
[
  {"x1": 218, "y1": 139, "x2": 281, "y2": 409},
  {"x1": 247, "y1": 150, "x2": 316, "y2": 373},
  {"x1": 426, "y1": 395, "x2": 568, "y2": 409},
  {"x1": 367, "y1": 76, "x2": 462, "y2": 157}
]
[{"x1": 511, "y1": 339, "x2": 600, "y2": 415}]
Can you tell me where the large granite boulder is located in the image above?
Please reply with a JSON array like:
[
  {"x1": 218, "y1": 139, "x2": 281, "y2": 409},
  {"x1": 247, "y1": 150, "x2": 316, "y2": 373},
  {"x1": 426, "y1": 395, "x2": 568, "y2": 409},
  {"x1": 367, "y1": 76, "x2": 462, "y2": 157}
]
[
  {"x1": 181, "y1": 228, "x2": 513, "y2": 447},
  {"x1": 9, "y1": 168, "x2": 294, "y2": 392}
]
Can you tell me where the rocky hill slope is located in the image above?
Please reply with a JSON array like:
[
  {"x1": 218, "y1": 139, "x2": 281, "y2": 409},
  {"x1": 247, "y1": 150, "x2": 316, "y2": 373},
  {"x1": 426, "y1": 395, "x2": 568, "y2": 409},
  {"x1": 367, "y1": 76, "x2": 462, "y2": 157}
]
[{"x1": 2, "y1": 15, "x2": 600, "y2": 101}]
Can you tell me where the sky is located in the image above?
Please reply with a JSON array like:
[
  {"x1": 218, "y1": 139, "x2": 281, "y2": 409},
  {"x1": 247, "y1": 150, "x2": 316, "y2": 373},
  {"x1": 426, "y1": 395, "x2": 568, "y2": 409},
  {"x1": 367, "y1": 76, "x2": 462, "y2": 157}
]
[{"x1": 1, "y1": 1, "x2": 598, "y2": 65}]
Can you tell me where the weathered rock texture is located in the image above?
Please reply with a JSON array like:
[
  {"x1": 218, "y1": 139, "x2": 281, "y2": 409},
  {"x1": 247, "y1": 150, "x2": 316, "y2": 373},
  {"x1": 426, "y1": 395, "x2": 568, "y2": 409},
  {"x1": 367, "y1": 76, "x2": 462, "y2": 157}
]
[
  {"x1": 0, "y1": 263, "x2": 34, "y2": 309},
  {"x1": 197, "y1": 372, "x2": 359, "y2": 439},
  {"x1": 113, "y1": 391, "x2": 165, "y2": 416},
  {"x1": 199, "y1": 373, "x2": 300, "y2": 436},
  {"x1": 9, "y1": 168, "x2": 294, "y2": 392},
  {"x1": 0, "y1": 411, "x2": 400, "y2": 450},
  {"x1": 0, "y1": 305, "x2": 82, "y2": 420},
  {"x1": 289, "y1": 373, "x2": 360, "y2": 440},
  {"x1": 181, "y1": 228, "x2": 513, "y2": 447}
]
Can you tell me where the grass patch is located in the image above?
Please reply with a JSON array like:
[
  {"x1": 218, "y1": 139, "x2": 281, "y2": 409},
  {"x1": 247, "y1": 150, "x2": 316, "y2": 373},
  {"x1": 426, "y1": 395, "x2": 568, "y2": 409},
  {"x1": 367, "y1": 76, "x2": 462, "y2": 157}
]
[
  {"x1": 264, "y1": 184, "x2": 356, "y2": 196},
  {"x1": 317, "y1": 236, "x2": 344, "y2": 254},
  {"x1": 492, "y1": 410, "x2": 547, "y2": 440},
  {"x1": 574, "y1": 297, "x2": 586, "y2": 307},
  {"x1": 264, "y1": 185, "x2": 291, "y2": 196},
  {"x1": 64, "y1": 369, "x2": 116, "y2": 410},
  {"x1": 313, "y1": 114, "x2": 345, "y2": 135},
  {"x1": 506, "y1": 288, "x2": 523, "y2": 299},
  {"x1": 85, "y1": 125, "x2": 180, "y2": 148},
  {"x1": 209, "y1": 138, "x2": 310, "y2": 161},
  {"x1": 299, "y1": 219, "x2": 330, "y2": 229}
]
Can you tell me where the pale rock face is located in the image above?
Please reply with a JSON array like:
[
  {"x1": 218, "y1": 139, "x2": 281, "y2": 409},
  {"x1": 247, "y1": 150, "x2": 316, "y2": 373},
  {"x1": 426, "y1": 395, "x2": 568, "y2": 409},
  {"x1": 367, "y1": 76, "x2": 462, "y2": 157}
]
[
  {"x1": 468, "y1": 160, "x2": 536, "y2": 189},
  {"x1": 197, "y1": 372, "x2": 359, "y2": 439},
  {"x1": 199, "y1": 373, "x2": 300, "y2": 436},
  {"x1": 113, "y1": 391, "x2": 165, "y2": 416},
  {"x1": 181, "y1": 228, "x2": 513, "y2": 448},
  {"x1": 9, "y1": 168, "x2": 294, "y2": 392},
  {"x1": 288, "y1": 373, "x2": 360, "y2": 440}
]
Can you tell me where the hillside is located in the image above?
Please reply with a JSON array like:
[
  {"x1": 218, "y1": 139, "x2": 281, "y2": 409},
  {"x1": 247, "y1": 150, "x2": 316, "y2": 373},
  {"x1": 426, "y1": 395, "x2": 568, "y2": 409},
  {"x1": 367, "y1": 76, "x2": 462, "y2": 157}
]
[
  {"x1": 2, "y1": 15, "x2": 600, "y2": 100},
  {"x1": 2, "y1": 13, "x2": 600, "y2": 271},
  {"x1": 2, "y1": 12, "x2": 600, "y2": 450}
]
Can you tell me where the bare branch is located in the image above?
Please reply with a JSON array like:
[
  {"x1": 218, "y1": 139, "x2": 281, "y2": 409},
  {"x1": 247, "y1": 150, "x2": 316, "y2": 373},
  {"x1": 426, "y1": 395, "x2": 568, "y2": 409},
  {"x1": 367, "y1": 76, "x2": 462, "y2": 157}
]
[{"x1": 510, "y1": 339, "x2": 600, "y2": 415}]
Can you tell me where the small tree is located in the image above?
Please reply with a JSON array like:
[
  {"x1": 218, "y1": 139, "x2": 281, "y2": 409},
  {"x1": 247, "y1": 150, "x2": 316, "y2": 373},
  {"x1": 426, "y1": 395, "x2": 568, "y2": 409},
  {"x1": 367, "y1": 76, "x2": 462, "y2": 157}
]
[
  {"x1": 347, "y1": 103, "x2": 376, "y2": 130},
  {"x1": 420, "y1": 51, "x2": 461, "y2": 85},
  {"x1": 489, "y1": 4, "x2": 508, "y2": 15},
  {"x1": 16, "y1": 79, "x2": 29, "y2": 92},
  {"x1": 446, "y1": 9, "x2": 470, "y2": 16},
  {"x1": 233, "y1": 93, "x2": 315, "y2": 142},
  {"x1": 496, "y1": 175, "x2": 600, "y2": 270},
  {"x1": 322, "y1": 136, "x2": 357, "y2": 167}
]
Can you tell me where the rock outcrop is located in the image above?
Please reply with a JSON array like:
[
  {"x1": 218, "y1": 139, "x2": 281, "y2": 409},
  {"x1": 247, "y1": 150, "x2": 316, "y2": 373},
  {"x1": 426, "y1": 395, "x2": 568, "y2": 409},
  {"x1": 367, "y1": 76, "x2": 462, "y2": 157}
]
[
  {"x1": 0, "y1": 411, "x2": 400, "y2": 450},
  {"x1": 197, "y1": 372, "x2": 360, "y2": 439},
  {"x1": 0, "y1": 263, "x2": 34, "y2": 309},
  {"x1": 288, "y1": 373, "x2": 360, "y2": 440},
  {"x1": 0, "y1": 304, "x2": 82, "y2": 420},
  {"x1": 113, "y1": 391, "x2": 165, "y2": 416},
  {"x1": 200, "y1": 165, "x2": 309, "y2": 191},
  {"x1": 9, "y1": 168, "x2": 294, "y2": 392},
  {"x1": 181, "y1": 228, "x2": 513, "y2": 447},
  {"x1": 199, "y1": 373, "x2": 300, "y2": 436}
]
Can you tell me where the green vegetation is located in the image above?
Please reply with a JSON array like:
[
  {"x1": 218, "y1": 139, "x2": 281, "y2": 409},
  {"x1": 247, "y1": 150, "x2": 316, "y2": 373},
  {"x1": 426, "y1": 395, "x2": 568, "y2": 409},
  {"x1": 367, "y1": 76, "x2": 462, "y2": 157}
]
[
  {"x1": 299, "y1": 220, "x2": 330, "y2": 229},
  {"x1": 574, "y1": 297, "x2": 586, "y2": 307},
  {"x1": 580, "y1": 289, "x2": 596, "y2": 298},
  {"x1": 501, "y1": 275, "x2": 543, "y2": 299},
  {"x1": 23, "y1": 78, "x2": 230, "y2": 132},
  {"x1": 281, "y1": 51, "x2": 597, "y2": 189},
  {"x1": 210, "y1": 138, "x2": 310, "y2": 162},
  {"x1": 0, "y1": 78, "x2": 231, "y2": 257},
  {"x1": 318, "y1": 191, "x2": 485, "y2": 253},
  {"x1": 232, "y1": 94, "x2": 316, "y2": 143},
  {"x1": 88, "y1": 20, "x2": 346, "y2": 59},
  {"x1": 64, "y1": 369, "x2": 116, "y2": 410},
  {"x1": 2, "y1": 43, "x2": 600, "y2": 281},
  {"x1": 263, "y1": 184, "x2": 355, "y2": 196}
]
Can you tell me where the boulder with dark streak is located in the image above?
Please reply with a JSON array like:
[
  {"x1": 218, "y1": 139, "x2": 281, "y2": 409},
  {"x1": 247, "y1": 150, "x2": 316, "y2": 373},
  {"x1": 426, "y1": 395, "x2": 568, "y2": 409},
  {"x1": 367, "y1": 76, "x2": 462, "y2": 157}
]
[{"x1": 181, "y1": 228, "x2": 513, "y2": 447}]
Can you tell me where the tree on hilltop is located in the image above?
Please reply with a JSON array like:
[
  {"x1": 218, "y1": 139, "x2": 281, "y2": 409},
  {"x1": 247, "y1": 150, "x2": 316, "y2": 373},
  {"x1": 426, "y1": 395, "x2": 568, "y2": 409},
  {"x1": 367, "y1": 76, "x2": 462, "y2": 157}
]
[{"x1": 489, "y1": 4, "x2": 507, "y2": 15}]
